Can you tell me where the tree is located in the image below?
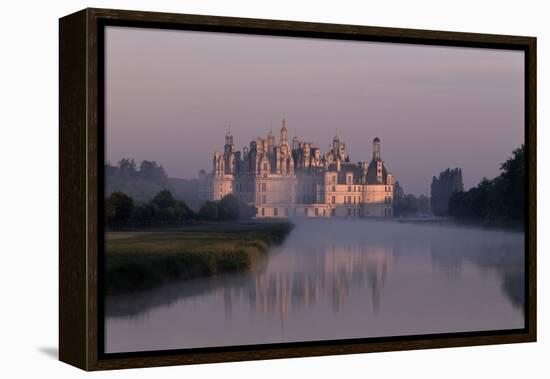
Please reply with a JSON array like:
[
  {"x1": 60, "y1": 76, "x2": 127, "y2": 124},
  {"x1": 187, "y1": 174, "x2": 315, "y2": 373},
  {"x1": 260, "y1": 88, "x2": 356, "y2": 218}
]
[
  {"x1": 139, "y1": 160, "x2": 167, "y2": 183},
  {"x1": 106, "y1": 192, "x2": 133, "y2": 223},
  {"x1": 448, "y1": 145, "x2": 524, "y2": 221},
  {"x1": 497, "y1": 145, "x2": 525, "y2": 220},
  {"x1": 218, "y1": 195, "x2": 240, "y2": 220},
  {"x1": 117, "y1": 158, "x2": 137, "y2": 178},
  {"x1": 199, "y1": 201, "x2": 219, "y2": 221},
  {"x1": 152, "y1": 189, "x2": 177, "y2": 209},
  {"x1": 417, "y1": 194, "x2": 431, "y2": 215},
  {"x1": 173, "y1": 200, "x2": 196, "y2": 220},
  {"x1": 392, "y1": 181, "x2": 431, "y2": 217},
  {"x1": 431, "y1": 168, "x2": 463, "y2": 216}
]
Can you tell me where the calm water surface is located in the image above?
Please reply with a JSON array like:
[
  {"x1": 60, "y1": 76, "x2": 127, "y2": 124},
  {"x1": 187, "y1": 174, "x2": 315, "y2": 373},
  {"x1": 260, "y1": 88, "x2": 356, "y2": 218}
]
[{"x1": 105, "y1": 219, "x2": 524, "y2": 353}]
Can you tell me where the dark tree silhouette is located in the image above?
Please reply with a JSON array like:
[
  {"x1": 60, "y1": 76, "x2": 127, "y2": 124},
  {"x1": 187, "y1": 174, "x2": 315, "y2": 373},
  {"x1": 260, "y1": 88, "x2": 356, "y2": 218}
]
[
  {"x1": 199, "y1": 201, "x2": 219, "y2": 221},
  {"x1": 431, "y1": 168, "x2": 464, "y2": 216},
  {"x1": 218, "y1": 195, "x2": 241, "y2": 220},
  {"x1": 152, "y1": 189, "x2": 177, "y2": 209},
  {"x1": 106, "y1": 192, "x2": 134, "y2": 223},
  {"x1": 449, "y1": 145, "x2": 524, "y2": 221},
  {"x1": 139, "y1": 160, "x2": 167, "y2": 183}
]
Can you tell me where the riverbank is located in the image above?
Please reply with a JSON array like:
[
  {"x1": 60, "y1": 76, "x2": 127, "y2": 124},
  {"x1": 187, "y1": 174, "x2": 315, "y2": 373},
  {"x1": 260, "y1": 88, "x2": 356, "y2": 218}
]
[{"x1": 105, "y1": 221, "x2": 293, "y2": 294}]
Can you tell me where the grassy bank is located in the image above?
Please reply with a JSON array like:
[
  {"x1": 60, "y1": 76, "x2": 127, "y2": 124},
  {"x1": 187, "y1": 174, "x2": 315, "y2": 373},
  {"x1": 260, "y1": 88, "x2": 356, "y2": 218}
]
[{"x1": 105, "y1": 222, "x2": 293, "y2": 294}]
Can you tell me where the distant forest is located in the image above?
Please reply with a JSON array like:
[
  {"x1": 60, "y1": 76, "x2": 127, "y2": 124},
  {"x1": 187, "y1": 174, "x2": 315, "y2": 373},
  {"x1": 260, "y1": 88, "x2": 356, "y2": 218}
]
[{"x1": 105, "y1": 158, "x2": 202, "y2": 211}]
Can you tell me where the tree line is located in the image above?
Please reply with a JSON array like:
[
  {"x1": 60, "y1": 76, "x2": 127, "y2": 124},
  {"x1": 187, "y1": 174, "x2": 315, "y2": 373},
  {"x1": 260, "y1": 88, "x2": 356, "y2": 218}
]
[
  {"x1": 392, "y1": 181, "x2": 431, "y2": 217},
  {"x1": 106, "y1": 158, "x2": 168, "y2": 184},
  {"x1": 448, "y1": 145, "x2": 524, "y2": 221},
  {"x1": 105, "y1": 189, "x2": 255, "y2": 227}
]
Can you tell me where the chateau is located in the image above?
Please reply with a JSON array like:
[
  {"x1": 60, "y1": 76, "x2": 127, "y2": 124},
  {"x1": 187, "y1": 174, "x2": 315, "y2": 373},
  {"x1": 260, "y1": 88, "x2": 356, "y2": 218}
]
[{"x1": 198, "y1": 119, "x2": 394, "y2": 218}]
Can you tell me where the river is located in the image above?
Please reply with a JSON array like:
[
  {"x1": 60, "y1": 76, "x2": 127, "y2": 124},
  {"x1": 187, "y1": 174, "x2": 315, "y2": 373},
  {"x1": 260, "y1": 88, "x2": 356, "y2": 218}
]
[{"x1": 104, "y1": 219, "x2": 525, "y2": 353}]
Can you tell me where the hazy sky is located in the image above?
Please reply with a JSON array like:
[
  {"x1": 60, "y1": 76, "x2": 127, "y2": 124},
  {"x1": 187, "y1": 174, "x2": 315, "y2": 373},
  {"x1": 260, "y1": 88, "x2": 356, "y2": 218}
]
[{"x1": 105, "y1": 26, "x2": 524, "y2": 196}]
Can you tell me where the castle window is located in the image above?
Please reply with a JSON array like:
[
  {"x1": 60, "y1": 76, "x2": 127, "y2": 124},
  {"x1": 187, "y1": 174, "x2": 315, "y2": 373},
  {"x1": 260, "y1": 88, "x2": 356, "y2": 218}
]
[
  {"x1": 348, "y1": 196, "x2": 351, "y2": 204},
  {"x1": 347, "y1": 175, "x2": 352, "y2": 184},
  {"x1": 262, "y1": 182, "x2": 266, "y2": 192},
  {"x1": 274, "y1": 208, "x2": 278, "y2": 216},
  {"x1": 353, "y1": 196, "x2": 356, "y2": 204},
  {"x1": 315, "y1": 208, "x2": 319, "y2": 216},
  {"x1": 332, "y1": 175, "x2": 336, "y2": 183},
  {"x1": 261, "y1": 208, "x2": 265, "y2": 216},
  {"x1": 263, "y1": 163, "x2": 268, "y2": 170},
  {"x1": 332, "y1": 185, "x2": 336, "y2": 192},
  {"x1": 348, "y1": 186, "x2": 351, "y2": 192},
  {"x1": 323, "y1": 209, "x2": 326, "y2": 216},
  {"x1": 262, "y1": 195, "x2": 266, "y2": 204},
  {"x1": 344, "y1": 197, "x2": 347, "y2": 204},
  {"x1": 332, "y1": 196, "x2": 335, "y2": 204}
]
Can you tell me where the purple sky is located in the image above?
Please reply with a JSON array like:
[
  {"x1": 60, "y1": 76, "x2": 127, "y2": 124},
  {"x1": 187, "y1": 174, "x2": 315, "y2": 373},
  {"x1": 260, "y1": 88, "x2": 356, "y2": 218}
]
[{"x1": 105, "y1": 26, "x2": 524, "y2": 196}]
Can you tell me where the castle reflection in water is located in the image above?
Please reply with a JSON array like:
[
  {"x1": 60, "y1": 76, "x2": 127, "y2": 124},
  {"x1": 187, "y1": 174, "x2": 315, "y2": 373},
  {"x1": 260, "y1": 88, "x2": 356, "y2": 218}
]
[{"x1": 217, "y1": 242, "x2": 394, "y2": 322}]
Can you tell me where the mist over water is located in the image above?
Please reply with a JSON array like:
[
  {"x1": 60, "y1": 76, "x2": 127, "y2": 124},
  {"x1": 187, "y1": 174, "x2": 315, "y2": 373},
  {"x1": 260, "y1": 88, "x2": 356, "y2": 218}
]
[{"x1": 105, "y1": 219, "x2": 524, "y2": 353}]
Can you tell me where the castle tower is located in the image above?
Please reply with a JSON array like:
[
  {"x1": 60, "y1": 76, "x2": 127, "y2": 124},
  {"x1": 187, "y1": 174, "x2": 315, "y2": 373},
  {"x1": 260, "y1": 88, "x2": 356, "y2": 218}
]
[
  {"x1": 338, "y1": 142, "x2": 346, "y2": 162},
  {"x1": 373, "y1": 137, "x2": 381, "y2": 160},
  {"x1": 267, "y1": 129, "x2": 275, "y2": 156},
  {"x1": 332, "y1": 135, "x2": 340, "y2": 155},
  {"x1": 280, "y1": 118, "x2": 288, "y2": 145},
  {"x1": 292, "y1": 136, "x2": 299, "y2": 150},
  {"x1": 225, "y1": 127, "x2": 234, "y2": 147},
  {"x1": 213, "y1": 151, "x2": 224, "y2": 177}
]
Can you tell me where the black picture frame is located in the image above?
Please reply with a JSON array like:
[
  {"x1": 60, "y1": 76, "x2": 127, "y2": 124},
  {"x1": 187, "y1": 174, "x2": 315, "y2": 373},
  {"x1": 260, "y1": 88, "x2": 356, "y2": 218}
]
[{"x1": 59, "y1": 7, "x2": 537, "y2": 371}]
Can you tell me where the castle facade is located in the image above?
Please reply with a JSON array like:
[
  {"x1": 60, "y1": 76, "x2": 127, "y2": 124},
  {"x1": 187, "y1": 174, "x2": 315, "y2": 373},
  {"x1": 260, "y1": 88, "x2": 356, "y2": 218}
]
[{"x1": 198, "y1": 119, "x2": 394, "y2": 218}]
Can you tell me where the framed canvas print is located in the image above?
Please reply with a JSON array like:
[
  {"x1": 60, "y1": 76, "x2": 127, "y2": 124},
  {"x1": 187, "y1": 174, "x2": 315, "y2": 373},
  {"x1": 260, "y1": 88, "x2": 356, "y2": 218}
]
[{"x1": 59, "y1": 8, "x2": 536, "y2": 371}]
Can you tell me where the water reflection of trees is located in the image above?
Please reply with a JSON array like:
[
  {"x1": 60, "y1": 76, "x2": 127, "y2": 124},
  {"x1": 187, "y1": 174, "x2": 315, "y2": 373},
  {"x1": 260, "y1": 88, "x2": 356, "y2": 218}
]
[
  {"x1": 430, "y1": 239, "x2": 524, "y2": 311},
  {"x1": 106, "y1": 242, "x2": 395, "y2": 319}
]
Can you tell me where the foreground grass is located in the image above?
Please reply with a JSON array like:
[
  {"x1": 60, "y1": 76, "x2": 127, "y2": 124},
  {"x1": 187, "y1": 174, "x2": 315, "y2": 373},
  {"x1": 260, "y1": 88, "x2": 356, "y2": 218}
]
[{"x1": 105, "y1": 222, "x2": 293, "y2": 294}]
